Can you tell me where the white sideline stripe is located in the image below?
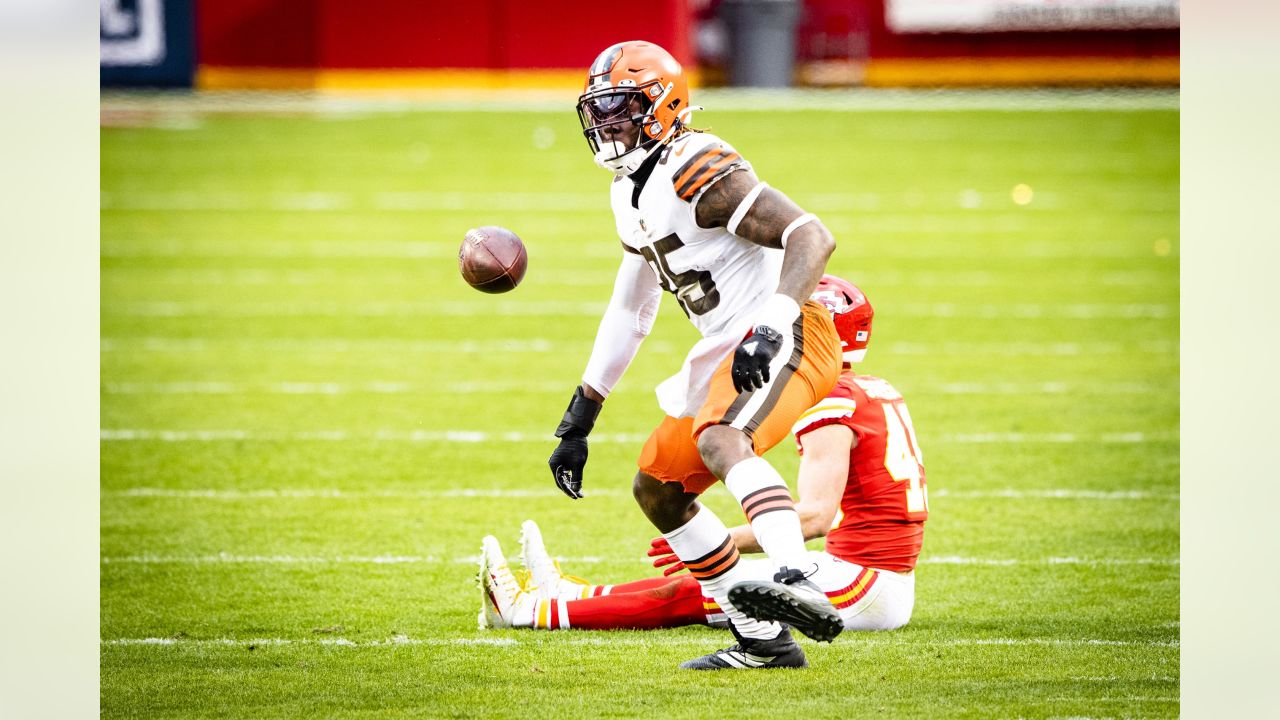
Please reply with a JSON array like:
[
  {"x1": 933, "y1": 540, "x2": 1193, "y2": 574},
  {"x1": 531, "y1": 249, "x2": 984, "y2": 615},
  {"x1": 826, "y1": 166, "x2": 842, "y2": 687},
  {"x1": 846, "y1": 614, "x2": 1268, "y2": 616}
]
[
  {"x1": 99, "y1": 429, "x2": 1175, "y2": 444},
  {"x1": 100, "y1": 635, "x2": 1179, "y2": 649},
  {"x1": 108, "y1": 487, "x2": 624, "y2": 499},
  {"x1": 99, "y1": 338, "x2": 1176, "y2": 357},
  {"x1": 100, "y1": 380, "x2": 1173, "y2": 397},
  {"x1": 100, "y1": 554, "x2": 1177, "y2": 568},
  {"x1": 104, "y1": 300, "x2": 1174, "y2": 320},
  {"x1": 106, "y1": 487, "x2": 1173, "y2": 501}
]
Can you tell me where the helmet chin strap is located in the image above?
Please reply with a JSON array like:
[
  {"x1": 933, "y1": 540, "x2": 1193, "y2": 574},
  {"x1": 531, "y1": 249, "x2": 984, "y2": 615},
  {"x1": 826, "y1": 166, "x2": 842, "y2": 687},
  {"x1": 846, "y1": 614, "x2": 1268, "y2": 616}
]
[{"x1": 593, "y1": 104, "x2": 705, "y2": 177}]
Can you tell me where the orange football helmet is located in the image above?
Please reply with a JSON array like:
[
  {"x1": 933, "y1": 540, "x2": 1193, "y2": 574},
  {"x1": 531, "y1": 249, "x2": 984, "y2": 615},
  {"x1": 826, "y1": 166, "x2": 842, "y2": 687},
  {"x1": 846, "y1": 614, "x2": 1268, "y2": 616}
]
[
  {"x1": 811, "y1": 275, "x2": 874, "y2": 365},
  {"x1": 576, "y1": 41, "x2": 693, "y2": 175}
]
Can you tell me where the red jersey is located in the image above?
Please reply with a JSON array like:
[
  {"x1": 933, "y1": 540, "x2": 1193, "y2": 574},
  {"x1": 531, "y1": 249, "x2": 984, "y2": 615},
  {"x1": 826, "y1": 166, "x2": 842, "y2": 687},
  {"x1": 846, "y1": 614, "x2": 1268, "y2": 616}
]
[{"x1": 792, "y1": 372, "x2": 928, "y2": 573}]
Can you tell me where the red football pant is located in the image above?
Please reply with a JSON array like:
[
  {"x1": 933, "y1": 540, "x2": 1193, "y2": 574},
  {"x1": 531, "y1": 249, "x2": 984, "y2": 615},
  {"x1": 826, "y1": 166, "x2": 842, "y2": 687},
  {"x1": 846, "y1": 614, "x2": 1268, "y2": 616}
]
[{"x1": 562, "y1": 576, "x2": 707, "y2": 630}]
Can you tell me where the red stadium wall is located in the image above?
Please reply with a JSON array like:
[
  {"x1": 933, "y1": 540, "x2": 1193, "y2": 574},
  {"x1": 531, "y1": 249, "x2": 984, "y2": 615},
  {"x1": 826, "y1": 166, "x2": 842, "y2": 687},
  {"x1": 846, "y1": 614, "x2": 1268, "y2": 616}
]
[
  {"x1": 196, "y1": 0, "x2": 692, "y2": 88},
  {"x1": 195, "y1": 0, "x2": 1175, "y2": 89}
]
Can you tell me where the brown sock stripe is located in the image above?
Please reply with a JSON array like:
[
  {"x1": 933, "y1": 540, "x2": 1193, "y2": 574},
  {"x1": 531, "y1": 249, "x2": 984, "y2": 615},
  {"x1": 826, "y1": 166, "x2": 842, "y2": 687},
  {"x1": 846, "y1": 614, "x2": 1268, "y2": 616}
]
[
  {"x1": 685, "y1": 537, "x2": 740, "y2": 581},
  {"x1": 745, "y1": 499, "x2": 796, "y2": 523},
  {"x1": 688, "y1": 547, "x2": 740, "y2": 581},
  {"x1": 741, "y1": 487, "x2": 795, "y2": 522}
]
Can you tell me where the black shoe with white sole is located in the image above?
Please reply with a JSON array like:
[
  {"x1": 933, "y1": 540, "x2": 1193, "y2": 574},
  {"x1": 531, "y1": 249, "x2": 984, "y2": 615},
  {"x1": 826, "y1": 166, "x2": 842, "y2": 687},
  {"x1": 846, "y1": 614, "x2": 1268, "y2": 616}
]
[
  {"x1": 679, "y1": 626, "x2": 808, "y2": 670},
  {"x1": 728, "y1": 566, "x2": 845, "y2": 643}
]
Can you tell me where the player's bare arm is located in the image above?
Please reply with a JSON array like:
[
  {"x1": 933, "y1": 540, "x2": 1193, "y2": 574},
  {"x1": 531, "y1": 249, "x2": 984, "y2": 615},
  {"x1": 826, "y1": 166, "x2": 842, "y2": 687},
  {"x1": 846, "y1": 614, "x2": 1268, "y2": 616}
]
[
  {"x1": 695, "y1": 168, "x2": 836, "y2": 307},
  {"x1": 692, "y1": 168, "x2": 838, "y2": 395},
  {"x1": 728, "y1": 423, "x2": 855, "y2": 553}
]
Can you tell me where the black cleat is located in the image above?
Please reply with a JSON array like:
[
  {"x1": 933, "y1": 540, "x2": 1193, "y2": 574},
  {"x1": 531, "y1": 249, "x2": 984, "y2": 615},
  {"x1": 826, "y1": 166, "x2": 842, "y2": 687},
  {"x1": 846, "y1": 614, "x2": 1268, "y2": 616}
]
[
  {"x1": 679, "y1": 626, "x2": 808, "y2": 670},
  {"x1": 728, "y1": 566, "x2": 845, "y2": 643}
]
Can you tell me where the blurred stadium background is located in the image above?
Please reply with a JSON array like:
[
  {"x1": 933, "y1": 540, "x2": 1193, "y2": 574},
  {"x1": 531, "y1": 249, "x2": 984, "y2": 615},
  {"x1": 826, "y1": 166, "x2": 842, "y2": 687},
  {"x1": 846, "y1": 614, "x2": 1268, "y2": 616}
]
[
  {"x1": 101, "y1": 1, "x2": 1179, "y2": 717},
  {"x1": 101, "y1": 0, "x2": 1178, "y2": 90}
]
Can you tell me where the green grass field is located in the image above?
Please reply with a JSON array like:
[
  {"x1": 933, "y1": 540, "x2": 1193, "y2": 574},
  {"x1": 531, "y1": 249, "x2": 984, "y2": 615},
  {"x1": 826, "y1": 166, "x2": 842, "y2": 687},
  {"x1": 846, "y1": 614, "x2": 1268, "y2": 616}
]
[{"x1": 101, "y1": 92, "x2": 1179, "y2": 718}]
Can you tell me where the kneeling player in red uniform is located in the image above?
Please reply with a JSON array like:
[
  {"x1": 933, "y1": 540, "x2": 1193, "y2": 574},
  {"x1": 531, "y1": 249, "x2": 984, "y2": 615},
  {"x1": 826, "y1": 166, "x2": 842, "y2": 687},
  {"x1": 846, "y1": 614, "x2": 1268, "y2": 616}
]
[{"x1": 480, "y1": 276, "x2": 928, "y2": 641}]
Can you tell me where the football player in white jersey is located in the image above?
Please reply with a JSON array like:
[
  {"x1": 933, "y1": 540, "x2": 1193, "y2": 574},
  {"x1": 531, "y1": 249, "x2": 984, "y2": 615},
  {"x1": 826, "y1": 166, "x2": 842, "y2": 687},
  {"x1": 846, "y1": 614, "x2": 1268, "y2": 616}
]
[{"x1": 546, "y1": 40, "x2": 846, "y2": 669}]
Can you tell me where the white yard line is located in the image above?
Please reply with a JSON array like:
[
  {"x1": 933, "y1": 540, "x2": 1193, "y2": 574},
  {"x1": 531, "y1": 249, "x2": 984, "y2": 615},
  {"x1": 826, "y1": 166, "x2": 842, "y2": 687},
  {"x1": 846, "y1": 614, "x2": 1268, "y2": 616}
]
[
  {"x1": 100, "y1": 379, "x2": 1172, "y2": 396},
  {"x1": 932, "y1": 489, "x2": 1177, "y2": 500},
  {"x1": 101, "y1": 190, "x2": 1171, "y2": 216},
  {"x1": 98, "y1": 337, "x2": 1175, "y2": 356},
  {"x1": 921, "y1": 556, "x2": 1178, "y2": 567},
  {"x1": 100, "y1": 634, "x2": 1179, "y2": 649},
  {"x1": 101, "y1": 300, "x2": 1175, "y2": 319},
  {"x1": 102, "y1": 267, "x2": 1175, "y2": 289},
  {"x1": 98, "y1": 429, "x2": 1176, "y2": 444},
  {"x1": 101, "y1": 238, "x2": 452, "y2": 258},
  {"x1": 97, "y1": 337, "x2": 613, "y2": 354},
  {"x1": 106, "y1": 487, "x2": 623, "y2": 499},
  {"x1": 98, "y1": 338, "x2": 1176, "y2": 360},
  {"x1": 105, "y1": 487, "x2": 1172, "y2": 501},
  {"x1": 100, "y1": 554, "x2": 1177, "y2": 567}
]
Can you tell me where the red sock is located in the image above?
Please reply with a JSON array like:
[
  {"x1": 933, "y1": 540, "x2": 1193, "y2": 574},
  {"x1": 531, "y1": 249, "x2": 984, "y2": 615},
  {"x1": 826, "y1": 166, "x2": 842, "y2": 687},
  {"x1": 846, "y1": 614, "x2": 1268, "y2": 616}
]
[
  {"x1": 561, "y1": 576, "x2": 707, "y2": 630},
  {"x1": 606, "y1": 576, "x2": 682, "y2": 594}
]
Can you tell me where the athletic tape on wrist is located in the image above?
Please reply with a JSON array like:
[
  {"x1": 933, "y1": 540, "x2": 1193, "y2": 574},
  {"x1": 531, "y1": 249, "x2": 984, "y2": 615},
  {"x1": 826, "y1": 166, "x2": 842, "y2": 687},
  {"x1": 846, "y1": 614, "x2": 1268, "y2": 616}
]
[
  {"x1": 726, "y1": 182, "x2": 769, "y2": 235},
  {"x1": 555, "y1": 386, "x2": 602, "y2": 438},
  {"x1": 756, "y1": 293, "x2": 801, "y2": 336},
  {"x1": 780, "y1": 213, "x2": 817, "y2": 248}
]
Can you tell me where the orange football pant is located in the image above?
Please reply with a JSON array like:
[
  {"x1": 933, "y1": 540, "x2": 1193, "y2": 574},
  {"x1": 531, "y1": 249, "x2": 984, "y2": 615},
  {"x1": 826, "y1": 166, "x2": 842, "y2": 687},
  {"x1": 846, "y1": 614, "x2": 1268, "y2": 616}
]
[{"x1": 638, "y1": 299, "x2": 841, "y2": 494}]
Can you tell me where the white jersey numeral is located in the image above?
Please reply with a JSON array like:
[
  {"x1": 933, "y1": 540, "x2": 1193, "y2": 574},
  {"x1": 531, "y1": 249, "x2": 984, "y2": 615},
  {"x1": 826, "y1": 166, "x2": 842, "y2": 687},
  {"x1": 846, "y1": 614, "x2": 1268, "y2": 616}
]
[{"x1": 882, "y1": 401, "x2": 928, "y2": 514}]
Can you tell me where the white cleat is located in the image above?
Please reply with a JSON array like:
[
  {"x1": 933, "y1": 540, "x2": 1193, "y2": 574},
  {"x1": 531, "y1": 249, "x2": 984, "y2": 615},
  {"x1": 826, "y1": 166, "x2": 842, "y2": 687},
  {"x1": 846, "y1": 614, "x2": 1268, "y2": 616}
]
[
  {"x1": 519, "y1": 519, "x2": 590, "y2": 601},
  {"x1": 478, "y1": 535, "x2": 526, "y2": 629}
]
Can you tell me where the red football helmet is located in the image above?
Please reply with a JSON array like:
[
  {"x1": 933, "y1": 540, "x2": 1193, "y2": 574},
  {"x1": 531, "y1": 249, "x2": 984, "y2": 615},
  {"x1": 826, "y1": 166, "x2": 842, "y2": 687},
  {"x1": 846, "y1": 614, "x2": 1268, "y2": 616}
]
[
  {"x1": 811, "y1": 275, "x2": 873, "y2": 365},
  {"x1": 576, "y1": 41, "x2": 692, "y2": 176}
]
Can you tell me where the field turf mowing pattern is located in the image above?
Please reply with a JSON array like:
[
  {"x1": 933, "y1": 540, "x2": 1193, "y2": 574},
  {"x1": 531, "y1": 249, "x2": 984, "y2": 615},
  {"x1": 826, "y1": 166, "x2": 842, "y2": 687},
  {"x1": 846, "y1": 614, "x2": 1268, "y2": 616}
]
[{"x1": 102, "y1": 96, "x2": 1178, "y2": 718}]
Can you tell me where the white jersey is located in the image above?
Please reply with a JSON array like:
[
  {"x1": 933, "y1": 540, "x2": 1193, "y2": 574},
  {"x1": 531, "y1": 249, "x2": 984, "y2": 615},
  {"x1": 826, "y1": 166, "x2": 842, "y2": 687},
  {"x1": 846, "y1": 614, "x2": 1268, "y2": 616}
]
[
  {"x1": 610, "y1": 132, "x2": 782, "y2": 339},
  {"x1": 604, "y1": 132, "x2": 783, "y2": 418}
]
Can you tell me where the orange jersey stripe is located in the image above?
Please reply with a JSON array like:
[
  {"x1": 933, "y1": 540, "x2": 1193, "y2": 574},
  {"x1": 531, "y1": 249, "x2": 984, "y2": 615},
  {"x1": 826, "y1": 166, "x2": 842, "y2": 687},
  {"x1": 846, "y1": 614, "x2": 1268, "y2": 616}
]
[
  {"x1": 678, "y1": 152, "x2": 742, "y2": 200},
  {"x1": 673, "y1": 147, "x2": 727, "y2": 190}
]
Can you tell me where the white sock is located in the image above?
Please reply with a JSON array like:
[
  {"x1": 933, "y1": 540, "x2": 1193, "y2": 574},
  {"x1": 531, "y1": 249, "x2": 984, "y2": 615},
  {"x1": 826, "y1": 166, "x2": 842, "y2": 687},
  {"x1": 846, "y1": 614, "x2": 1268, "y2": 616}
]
[
  {"x1": 663, "y1": 505, "x2": 782, "y2": 640},
  {"x1": 724, "y1": 456, "x2": 812, "y2": 572}
]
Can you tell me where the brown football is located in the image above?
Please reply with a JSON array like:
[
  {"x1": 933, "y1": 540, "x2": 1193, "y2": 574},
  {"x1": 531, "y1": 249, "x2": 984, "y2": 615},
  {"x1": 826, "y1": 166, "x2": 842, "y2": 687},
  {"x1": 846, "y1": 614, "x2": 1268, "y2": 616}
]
[{"x1": 458, "y1": 226, "x2": 528, "y2": 293}]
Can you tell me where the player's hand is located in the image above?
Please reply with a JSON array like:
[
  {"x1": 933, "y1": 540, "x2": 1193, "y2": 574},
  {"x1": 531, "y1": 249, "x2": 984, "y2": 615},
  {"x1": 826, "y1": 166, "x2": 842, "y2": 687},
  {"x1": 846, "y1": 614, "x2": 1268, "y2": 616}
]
[
  {"x1": 731, "y1": 325, "x2": 784, "y2": 393},
  {"x1": 550, "y1": 386, "x2": 603, "y2": 501},
  {"x1": 647, "y1": 537, "x2": 686, "y2": 576},
  {"x1": 548, "y1": 434, "x2": 588, "y2": 500}
]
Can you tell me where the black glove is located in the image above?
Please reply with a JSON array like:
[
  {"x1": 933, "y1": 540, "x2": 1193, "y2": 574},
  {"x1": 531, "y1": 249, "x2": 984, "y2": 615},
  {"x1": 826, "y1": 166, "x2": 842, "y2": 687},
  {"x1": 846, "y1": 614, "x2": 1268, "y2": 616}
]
[
  {"x1": 731, "y1": 325, "x2": 785, "y2": 393},
  {"x1": 548, "y1": 386, "x2": 602, "y2": 500}
]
